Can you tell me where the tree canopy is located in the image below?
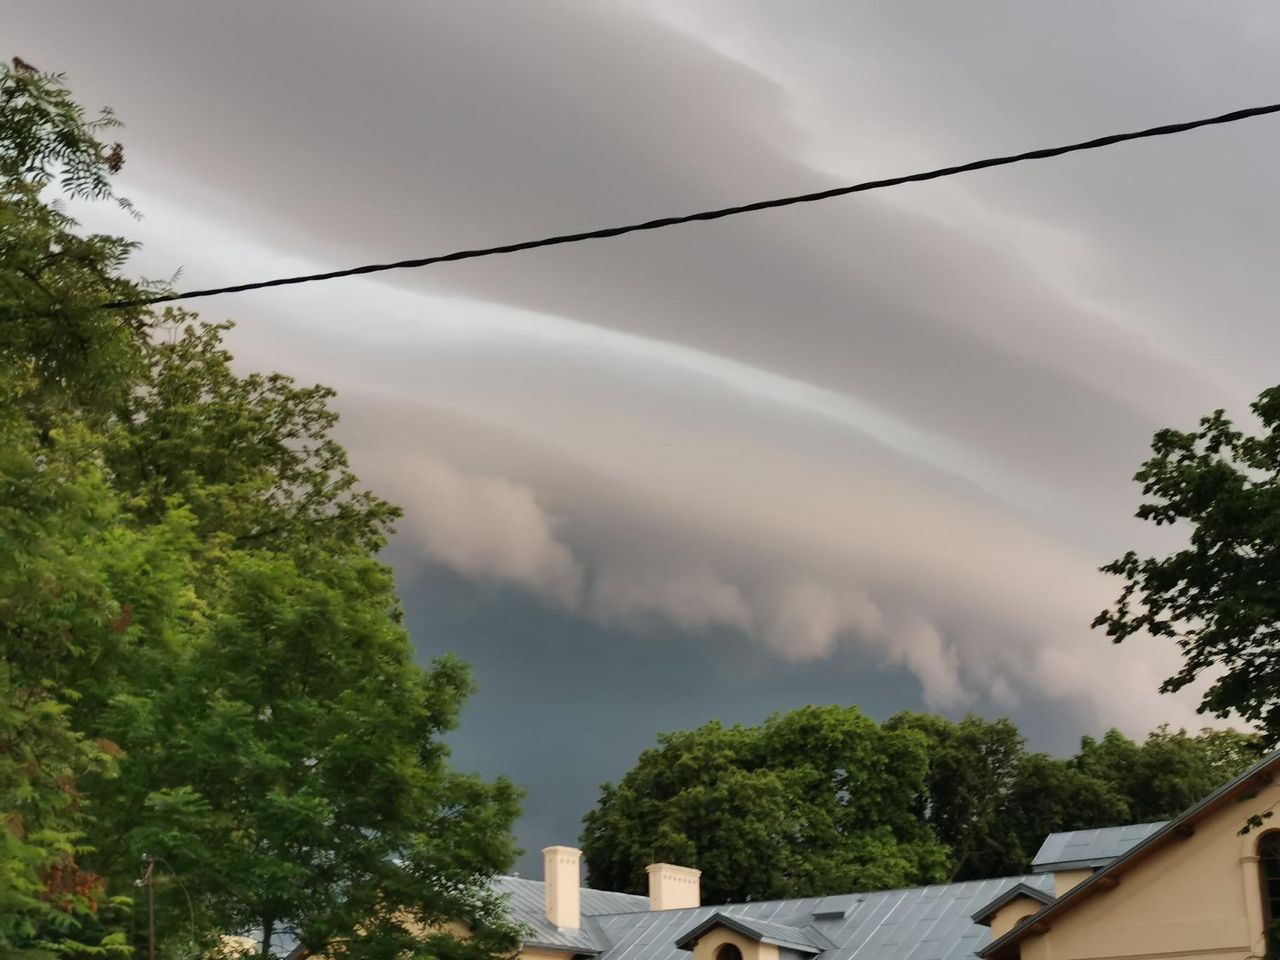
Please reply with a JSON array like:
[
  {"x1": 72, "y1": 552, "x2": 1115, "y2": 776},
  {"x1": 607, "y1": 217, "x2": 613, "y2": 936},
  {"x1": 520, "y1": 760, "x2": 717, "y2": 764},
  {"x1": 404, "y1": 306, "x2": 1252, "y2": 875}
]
[
  {"x1": 1094, "y1": 389, "x2": 1280, "y2": 744},
  {"x1": 582, "y1": 705, "x2": 953, "y2": 904},
  {"x1": 582, "y1": 708, "x2": 1259, "y2": 900},
  {"x1": 889, "y1": 714, "x2": 1258, "y2": 881},
  {"x1": 1, "y1": 60, "x2": 520, "y2": 959}
]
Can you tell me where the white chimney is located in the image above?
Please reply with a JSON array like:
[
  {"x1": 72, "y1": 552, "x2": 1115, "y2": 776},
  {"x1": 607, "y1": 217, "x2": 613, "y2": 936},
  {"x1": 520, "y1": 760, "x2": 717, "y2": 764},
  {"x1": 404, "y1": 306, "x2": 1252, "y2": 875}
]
[
  {"x1": 646, "y1": 862, "x2": 701, "y2": 911},
  {"x1": 543, "y1": 845, "x2": 582, "y2": 929}
]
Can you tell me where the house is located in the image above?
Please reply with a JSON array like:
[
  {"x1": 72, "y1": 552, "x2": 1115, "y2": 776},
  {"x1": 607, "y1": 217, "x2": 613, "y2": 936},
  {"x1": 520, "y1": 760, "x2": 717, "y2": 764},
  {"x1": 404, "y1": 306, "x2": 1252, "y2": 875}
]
[{"x1": 501, "y1": 748, "x2": 1280, "y2": 960}]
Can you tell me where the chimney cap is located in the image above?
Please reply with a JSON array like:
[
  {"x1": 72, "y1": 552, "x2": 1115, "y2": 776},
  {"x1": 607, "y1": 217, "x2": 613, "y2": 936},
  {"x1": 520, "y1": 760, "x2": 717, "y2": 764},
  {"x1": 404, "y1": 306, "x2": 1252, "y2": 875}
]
[
  {"x1": 544, "y1": 845, "x2": 582, "y2": 856},
  {"x1": 646, "y1": 862, "x2": 702, "y2": 877}
]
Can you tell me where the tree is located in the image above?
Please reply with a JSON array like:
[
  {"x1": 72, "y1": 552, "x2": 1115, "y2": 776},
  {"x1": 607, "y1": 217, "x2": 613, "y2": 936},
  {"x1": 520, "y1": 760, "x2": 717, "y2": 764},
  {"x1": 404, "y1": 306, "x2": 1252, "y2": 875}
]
[
  {"x1": 1, "y1": 56, "x2": 152, "y2": 959},
  {"x1": 88, "y1": 545, "x2": 523, "y2": 959},
  {"x1": 1074, "y1": 725, "x2": 1261, "y2": 822},
  {"x1": 593, "y1": 707, "x2": 1265, "y2": 899},
  {"x1": 580, "y1": 706, "x2": 950, "y2": 903},
  {"x1": 1, "y1": 61, "x2": 522, "y2": 959},
  {"x1": 1094, "y1": 389, "x2": 1280, "y2": 743},
  {"x1": 890, "y1": 714, "x2": 1260, "y2": 881},
  {"x1": 883, "y1": 713, "x2": 1027, "y2": 881}
]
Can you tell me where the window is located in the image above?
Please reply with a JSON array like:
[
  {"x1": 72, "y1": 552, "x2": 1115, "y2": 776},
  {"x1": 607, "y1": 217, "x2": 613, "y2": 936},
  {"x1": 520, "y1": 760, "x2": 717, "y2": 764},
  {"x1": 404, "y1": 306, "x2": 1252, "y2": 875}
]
[
  {"x1": 715, "y1": 944, "x2": 744, "y2": 960},
  {"x1": 1259, "y1": 832, "x2": 1280, "y2": 928}
]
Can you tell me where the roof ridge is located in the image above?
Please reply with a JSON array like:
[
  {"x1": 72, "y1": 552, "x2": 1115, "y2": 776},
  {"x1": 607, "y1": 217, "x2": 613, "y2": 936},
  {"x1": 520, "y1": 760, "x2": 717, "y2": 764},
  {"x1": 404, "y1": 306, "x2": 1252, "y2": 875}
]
[{"x1": 587, "y1": 872, "x2": 1048, "y2": 920}]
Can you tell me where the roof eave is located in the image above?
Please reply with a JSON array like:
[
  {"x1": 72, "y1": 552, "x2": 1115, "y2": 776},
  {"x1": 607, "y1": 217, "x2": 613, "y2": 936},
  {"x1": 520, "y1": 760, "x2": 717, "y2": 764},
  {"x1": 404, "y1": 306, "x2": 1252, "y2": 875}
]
[{"x1": 1029, "y1": 858, "x2": 1108, "y2": 874}]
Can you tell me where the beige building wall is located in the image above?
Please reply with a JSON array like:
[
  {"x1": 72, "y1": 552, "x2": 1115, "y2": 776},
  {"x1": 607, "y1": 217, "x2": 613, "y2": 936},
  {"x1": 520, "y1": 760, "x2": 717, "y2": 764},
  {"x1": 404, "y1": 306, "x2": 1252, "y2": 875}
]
[
  {"x1": 1051, "y1": 868, "x2": 1094, "y2": 898},
  {"x1": 1017, "y1": 777, "x2": 1280, "y2": 960},
  {"x1": 989, "y1": 895, "x2": 1052, "y2": 941}
]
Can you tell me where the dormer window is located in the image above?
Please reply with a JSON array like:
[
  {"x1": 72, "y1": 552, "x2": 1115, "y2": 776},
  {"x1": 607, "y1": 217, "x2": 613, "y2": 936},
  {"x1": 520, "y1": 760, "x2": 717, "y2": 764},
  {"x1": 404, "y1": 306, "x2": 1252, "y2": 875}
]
[{"x1": 715, "y1": 945, "x2": 743, "y2": 960}]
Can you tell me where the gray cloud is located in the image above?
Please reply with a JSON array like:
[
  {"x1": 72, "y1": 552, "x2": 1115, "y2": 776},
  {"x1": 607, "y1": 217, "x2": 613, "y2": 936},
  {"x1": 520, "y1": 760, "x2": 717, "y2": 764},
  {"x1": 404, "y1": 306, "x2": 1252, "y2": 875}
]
[
  {"x1": 16, "y1": 0, "x2": 1274, "y2": 853},
  {"x1": 388, "y1": 456, "x2": 584, "y2": 607}
]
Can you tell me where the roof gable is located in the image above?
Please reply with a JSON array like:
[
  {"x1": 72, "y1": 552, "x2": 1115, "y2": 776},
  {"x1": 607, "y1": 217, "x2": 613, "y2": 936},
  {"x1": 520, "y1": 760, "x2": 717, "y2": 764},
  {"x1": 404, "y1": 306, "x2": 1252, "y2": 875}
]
[
  {"x1": 674, "y1": 913, "x2": 830, "y2": 954},
  {"x1": 980, "y1": 746, "x2": 1280, "y2": 959},
  {"x1": 969, "y1": 883, "x2": 1055, "y2": 926}
]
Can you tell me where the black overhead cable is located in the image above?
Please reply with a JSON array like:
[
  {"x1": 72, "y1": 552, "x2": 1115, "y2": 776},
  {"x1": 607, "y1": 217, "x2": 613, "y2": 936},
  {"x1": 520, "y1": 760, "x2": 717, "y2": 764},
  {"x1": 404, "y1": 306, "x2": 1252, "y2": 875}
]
[{"x1": 104, "y1": 100, "x2": 1280, "y2": 310}]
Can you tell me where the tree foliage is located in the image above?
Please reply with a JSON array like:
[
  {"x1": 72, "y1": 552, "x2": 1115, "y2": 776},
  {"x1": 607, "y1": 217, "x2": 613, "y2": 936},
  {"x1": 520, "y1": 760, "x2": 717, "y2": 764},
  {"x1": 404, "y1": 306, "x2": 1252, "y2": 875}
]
[
  {"x1": 1094, "y1": 389, "x2": 1280, "y2": 744},
  {"x1": 581, "y1": 706, "x2": 952, "y2": 903},
  {"x1": 584, "y1": 708, "x2": 1260, "y2": 899},
  {"x1": 889, "y1": 714, "x2": 1258, "y2": 881},
  {"x1": 1, "y1": 60, "x2": 520, "y2": 959}
]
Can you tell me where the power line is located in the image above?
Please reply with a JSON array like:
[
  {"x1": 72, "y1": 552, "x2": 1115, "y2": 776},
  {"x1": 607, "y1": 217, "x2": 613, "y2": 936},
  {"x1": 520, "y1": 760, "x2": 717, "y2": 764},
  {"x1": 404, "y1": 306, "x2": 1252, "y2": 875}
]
[{"x1": 104, "y1": 100, "x2": 1280, "y2": 310}]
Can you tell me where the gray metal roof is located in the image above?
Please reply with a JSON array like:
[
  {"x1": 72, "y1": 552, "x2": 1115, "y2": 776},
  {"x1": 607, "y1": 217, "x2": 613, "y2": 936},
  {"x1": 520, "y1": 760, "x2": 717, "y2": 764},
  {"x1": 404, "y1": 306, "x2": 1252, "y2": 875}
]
[
  {"x1": 583, "y1": 874, "x2": 1055, "y2": 960},
  {"x1": 493, "y1": 875, "x2": 649, "y2": 952},
  {"x1": 1030, "y1": 821, "x2": 1167, "y2": 872}
]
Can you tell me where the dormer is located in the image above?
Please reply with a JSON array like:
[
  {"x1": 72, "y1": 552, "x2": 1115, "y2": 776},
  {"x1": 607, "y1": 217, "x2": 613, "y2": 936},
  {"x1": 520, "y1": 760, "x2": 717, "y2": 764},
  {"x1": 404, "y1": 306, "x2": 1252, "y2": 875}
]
[
  {"x1": 1029, "y1": 821, "x2": 1166, "y2": 897},
  {"x1": 676, "y1": 913, "x2": 830, "y2": 960},
  {"x1": 971, "y1": 882, "x2": 1056, "y2": 940}
]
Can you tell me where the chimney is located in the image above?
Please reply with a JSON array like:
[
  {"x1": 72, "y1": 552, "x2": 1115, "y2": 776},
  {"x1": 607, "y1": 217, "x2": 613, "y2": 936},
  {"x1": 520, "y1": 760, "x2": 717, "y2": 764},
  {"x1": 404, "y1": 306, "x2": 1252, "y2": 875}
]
[
  {"x1": 646, "y1": 862, "x2": 701, "y2": 911},
  {"x1": 543, "y1": 846, "x2": 581, "y2": 929}
]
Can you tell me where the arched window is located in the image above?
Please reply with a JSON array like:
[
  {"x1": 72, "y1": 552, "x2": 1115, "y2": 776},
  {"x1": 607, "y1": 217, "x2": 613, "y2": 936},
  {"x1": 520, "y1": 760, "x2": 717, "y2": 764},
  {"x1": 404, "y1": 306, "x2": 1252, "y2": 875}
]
[
  {"x1": 1258, "y1": 832, "x2": 1280, "y2": 928},
  {"x1": 715, "y1": 944, "x2": 744, "y2": 960}
]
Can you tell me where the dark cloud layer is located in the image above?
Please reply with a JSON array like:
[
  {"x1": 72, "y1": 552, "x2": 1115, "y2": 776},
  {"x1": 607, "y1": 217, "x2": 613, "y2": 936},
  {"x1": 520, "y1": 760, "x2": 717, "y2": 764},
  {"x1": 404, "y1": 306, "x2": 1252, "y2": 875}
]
[{"x1": 397, "y1": 560, "x2": 1093, "y2": 876}]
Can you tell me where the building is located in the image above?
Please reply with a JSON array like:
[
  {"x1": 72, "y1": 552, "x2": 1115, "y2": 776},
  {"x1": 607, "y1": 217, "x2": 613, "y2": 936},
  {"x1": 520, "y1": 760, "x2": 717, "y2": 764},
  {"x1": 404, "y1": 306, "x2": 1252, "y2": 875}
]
[{"x1": 502, "y1": 748, "x2": 1280, "y2": 960}]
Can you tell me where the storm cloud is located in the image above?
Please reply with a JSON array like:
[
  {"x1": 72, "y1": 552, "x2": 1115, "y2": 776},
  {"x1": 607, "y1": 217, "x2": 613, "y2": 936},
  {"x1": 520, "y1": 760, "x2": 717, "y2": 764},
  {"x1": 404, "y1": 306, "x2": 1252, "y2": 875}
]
[{"x1": 15, "y1": 0, "x2": 1280, "y2": 864}]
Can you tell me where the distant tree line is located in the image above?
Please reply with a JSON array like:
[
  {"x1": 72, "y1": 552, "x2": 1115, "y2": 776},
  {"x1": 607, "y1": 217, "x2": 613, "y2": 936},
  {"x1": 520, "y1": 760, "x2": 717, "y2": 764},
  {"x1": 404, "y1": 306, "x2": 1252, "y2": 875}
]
[{"x1": 581, "y1": 707, "x2": 1259, "y2": 903}]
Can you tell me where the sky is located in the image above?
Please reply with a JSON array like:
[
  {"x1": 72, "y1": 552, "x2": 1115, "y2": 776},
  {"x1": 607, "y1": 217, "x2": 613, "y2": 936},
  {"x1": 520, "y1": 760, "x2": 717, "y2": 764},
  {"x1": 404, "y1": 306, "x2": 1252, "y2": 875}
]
[{"x1": 12, "y1": 1, "x2": 1280, "y2": 876}]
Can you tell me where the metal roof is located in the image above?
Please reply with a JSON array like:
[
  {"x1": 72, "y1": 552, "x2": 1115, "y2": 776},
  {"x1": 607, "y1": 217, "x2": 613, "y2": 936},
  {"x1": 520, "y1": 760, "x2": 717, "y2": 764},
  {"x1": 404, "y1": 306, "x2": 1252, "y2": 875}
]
[
  {"x1": 582, "y1": 874, "x2": 1055, "y2": 960},
  {"x1": 1029, "y1": 821, "x2": 1167, "y2": 872},
  {"x1": 493, "y1": 875, "x2": 650, "y2": 952}
]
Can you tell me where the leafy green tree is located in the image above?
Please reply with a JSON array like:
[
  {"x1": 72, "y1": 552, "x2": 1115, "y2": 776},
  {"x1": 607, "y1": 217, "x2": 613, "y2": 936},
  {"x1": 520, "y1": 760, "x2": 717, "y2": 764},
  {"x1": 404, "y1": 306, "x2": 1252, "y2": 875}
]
[
  {"x1": 89, "y1": 545, "x2": 523, "y2": 959},
  {"x1": 893, "y1": 715, "x2": 1260, "y2": 880},
  {"x1": 580, "y1": 706, "x2": 950, "y2": 903},
  {"x1": 105, "y1": 318, "x2": 398, "y2": 555},
  {"x1": 599, "y1": 708, "x2": 1265, "y2": 898},
  {"x1": 1074, "y1": 725, "x2": 1261, "y2": 822},
  {"x1": 1, "y1": 56, "x2": 153, "y2": 959},
  {"x1": 884, "y1": 712, "x2": 1026, "y2": 881},
  {"x1": 1094, "y1": 389, "x2": 1280, "y2": 743},
  {"x1": 999, "y1": 752, "x2": 1129, "y2": 864},
  {"x1": 1, "y1": 61, "x2": 523, "y2": 959}
]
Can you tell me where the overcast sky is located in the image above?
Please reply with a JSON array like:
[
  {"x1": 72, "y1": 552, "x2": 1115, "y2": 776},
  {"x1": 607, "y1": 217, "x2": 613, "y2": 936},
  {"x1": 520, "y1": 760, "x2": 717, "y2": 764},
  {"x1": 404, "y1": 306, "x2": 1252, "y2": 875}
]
[{"x1": 13, "y1": 1, "x2": 1280, "y2": 876}]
